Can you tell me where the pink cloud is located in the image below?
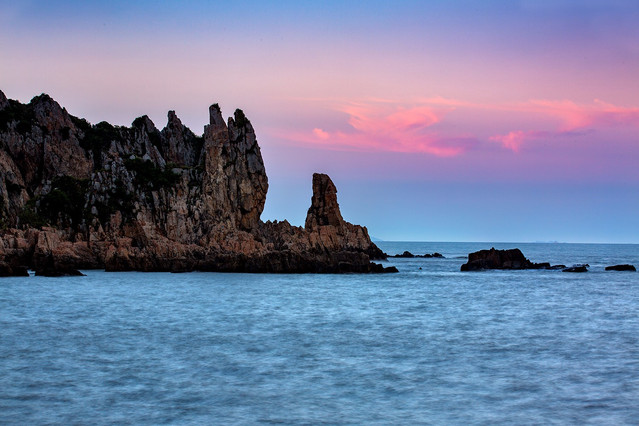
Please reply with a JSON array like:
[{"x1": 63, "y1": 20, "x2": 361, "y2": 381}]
[
  {"x1": 336, "y1": 102, "x2": 447, "y2": 136},
  {"x1": 312, "y1": 128, "x2": 330, "y2": 140},
  {"x1": 490, "y1": 130, "x2": 528, "y2": 152},
  {"x1": 275, "y1": 127, "x2": 472, "y2": 157},
  {"x1": 527, "y1": 99, "x2": 639, "y2": 131},
  {"x1": 490, "y1": 99, "x2": 639, "y2": 151},
  {"x1": 274, "y1": 97, "x2": 639, "y2": 155},
  {"x1": 297, "y1": 100, "x2": 467, "y2": 156}
]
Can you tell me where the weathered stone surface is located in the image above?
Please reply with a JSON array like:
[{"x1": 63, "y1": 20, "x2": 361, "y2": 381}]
[
  {"x1": 461, "y1": 247, "x2": 547, "y2": 271},
  {"x1": 0, "y1": 91, "x2": 389, "y2": 274},
  {"x1": 605, "y1": 264, "x2": 636, "y2": 272}
]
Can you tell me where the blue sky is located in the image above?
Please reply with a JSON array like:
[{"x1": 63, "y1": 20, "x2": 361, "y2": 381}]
[{"x1": 2, "y1": 0, "x2": 638, "y2": 242}]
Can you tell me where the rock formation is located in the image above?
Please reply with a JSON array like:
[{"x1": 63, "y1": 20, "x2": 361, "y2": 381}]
[
  {"x1": 460, "y1": 248, "x2": 549, "y2": 271},
  {"x1": 0, "y1": 90, "x2": 393, "y2": 274}
]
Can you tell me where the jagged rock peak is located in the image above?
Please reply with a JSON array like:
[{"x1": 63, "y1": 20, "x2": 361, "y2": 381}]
[
  {"x1": 230, "y1": 108, "x2": 252, "y2": 129},
  {"x1": 208, "y1": 103, "x2": 226, "y2": 129},
  {"x1": 0, "y1": 89, "x2": 7, "y2": 109},
  {"x1": 166, "y1": 110, "x2": 182, "y2": 128},
  {"x1": 305, "y1": 173, "x2": 345, "y2": 231},
  {"x1": 132, "y1": 115, "x2": 157, "y2": 132},
  {"x1": 29, "y1": 93, "x2": 55, "y2": 105},
  {"x1": 29, "y1": 93, "x2": 67, "y2": 124}
]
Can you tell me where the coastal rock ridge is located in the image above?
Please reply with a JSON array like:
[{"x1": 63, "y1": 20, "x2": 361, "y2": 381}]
[{"x1": 0, "y1": 90, "x2": 392, "y2": 274}]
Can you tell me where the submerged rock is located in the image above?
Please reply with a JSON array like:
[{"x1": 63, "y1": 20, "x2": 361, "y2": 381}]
[
  {"x1": 562, "y1": 265, "x2": 588, "y2": 273},
  {"x1": 605, "y1": 264, "x2": 636, "y2": 272}
]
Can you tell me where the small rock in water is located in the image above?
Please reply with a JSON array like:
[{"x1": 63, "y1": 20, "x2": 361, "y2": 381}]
[
  {"x1": 399, "y1": 251, "x2": 415, "y2": 258},
  {"x1": 547, "y1": 265, "x2": 566, "y2": 270},
  {"x1": 562, "y1": 264, "x2": 588, "y2": 273},
  {"x1": 460, "y1": 247, "x2": 545, "y2": 271},
  {"x1": 605, "y1": 264, "x2": 636, "y2": 272},
  {"x1": 391, "y1": 251, "x2": 444, "y2": 259}
]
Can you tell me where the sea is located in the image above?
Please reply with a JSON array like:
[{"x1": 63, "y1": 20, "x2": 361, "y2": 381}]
[{"x1": 1, "y1": 242, "x2": 638, "y2": 425}]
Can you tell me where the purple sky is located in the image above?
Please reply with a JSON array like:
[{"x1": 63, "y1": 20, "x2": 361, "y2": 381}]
[{"x1": 2, "y1": 0, "x2": 638, "y2": 242}]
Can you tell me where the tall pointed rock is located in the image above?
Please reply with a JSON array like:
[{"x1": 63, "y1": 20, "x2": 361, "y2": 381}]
[{"x1": 201, "y1": 104, "x2": 268, "y2": 231}]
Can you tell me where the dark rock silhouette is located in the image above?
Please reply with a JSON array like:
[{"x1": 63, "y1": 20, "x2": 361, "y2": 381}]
[
  {"x1": 0, "y1": 261, "x2": 29, "y2": 277},
  {"x1": 460, "y1": 247, "x2": 547, "y2": 271},
  {"x1": 34, "y1": 267, "x2": 85, "y2": 277},
  {"x1": 547, "y1": 265, "x2": 566, "y2": 270},
  {"x1": 605, "y1": 264, "x2": 636, "y2": 272},
  {"x1": 562, "y1": 264, "x2": 588, "y2": 273},
  {"x1": 390, "y1": 251, "x2": 444, "y2": 258},
  {"x1": 393, "y1": 251, "x2": 415, "y2": 258},
  {"x1": 0, "y1": 90, "x2": 391, "y2": 274}
]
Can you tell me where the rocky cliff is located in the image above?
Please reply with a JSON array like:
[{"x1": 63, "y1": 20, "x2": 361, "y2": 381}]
[{"x1": 0, "y1": 90, "x2": 392, "y2": 274}]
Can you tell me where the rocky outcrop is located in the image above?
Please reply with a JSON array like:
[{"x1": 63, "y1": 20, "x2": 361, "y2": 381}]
[
  {"x1": 605, "y1": 264, "x2": 636, "y2": 272},
  {"x1": 460, "y1": 248, "x2": 548, "y2": 271},
  {"x1": 0, "y1": 90, "x2": 390, "y2": 274}
]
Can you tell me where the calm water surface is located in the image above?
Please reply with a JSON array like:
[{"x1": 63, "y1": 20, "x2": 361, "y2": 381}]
[{"x1": 1, "y1": 242, "x2": 638, "y2": 424}]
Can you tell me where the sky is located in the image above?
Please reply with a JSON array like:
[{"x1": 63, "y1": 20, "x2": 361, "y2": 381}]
[{"x1": 1, "y1": 0, "x2": 638, "y2": 243}]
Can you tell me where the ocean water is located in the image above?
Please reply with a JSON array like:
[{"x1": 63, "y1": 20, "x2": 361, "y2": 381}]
[{"x1": 1, "y1": 242, "x2": 638, "y2": 425}]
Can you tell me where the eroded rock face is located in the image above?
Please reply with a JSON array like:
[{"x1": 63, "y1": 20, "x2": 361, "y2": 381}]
[{"x1": 0, "y1": 91, "x2": 387, "y2": 273}]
